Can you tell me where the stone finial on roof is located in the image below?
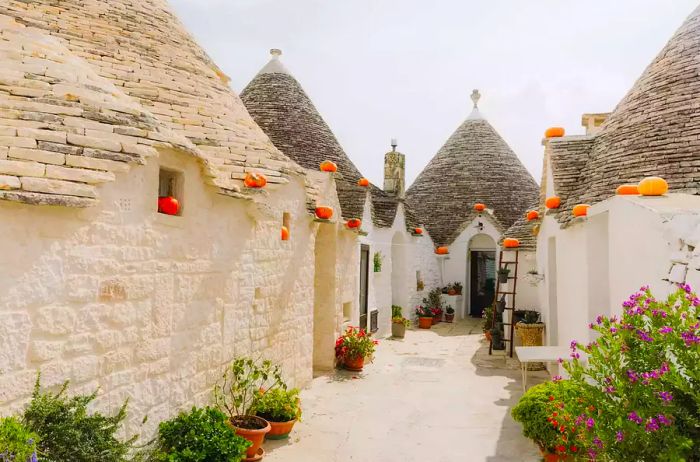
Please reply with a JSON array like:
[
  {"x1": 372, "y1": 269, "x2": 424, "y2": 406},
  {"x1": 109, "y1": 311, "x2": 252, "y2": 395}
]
[
  {"x1": 471, "y1": 89, "x2": 481, "y2": 109},
  {"x1": 258, "y1": 48, "x2": 290, "y2": 76},
  {"x1": 270, "y1": 48, "x2": 282, "y2": 58},
  {"x1": 391, "y1": 138, "x2": 398, "y2": 152}
]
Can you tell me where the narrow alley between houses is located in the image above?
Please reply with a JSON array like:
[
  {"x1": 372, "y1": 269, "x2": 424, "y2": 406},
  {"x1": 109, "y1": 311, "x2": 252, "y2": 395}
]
[{"x1": 266, "y1": 318, "x2": 546, "y2": 462}]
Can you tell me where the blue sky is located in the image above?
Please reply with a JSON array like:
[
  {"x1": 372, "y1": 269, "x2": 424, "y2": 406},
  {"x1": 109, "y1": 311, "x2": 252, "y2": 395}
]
[{"x1": 170, "y1": 0, "x2": 698, "y2": 187}]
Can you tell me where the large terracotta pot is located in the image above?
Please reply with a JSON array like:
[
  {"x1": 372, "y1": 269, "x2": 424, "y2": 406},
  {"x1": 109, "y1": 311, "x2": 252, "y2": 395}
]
[
  {"x1": 344, "y1": 355, "x2": 365, "y2": 371},
  {"x1": 230, "y1": 415, "x2": 270, "y2": 461},
  {"x1": 392, "y1": 321, "x2": 406, "y2": 338},
  {"x1": 418, "y1": 317, "x2": 433, "y2": 329},
  {"x1": 266, "y1": 419, "x2": 297, "y2": 440}
]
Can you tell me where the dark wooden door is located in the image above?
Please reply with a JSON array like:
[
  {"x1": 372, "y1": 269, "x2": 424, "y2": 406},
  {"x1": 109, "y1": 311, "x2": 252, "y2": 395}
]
[
  {"x1": 359, "y1": 245, "x2": 369, "y2": 330},
  {"x1": 470, "y1": 250, "x2": 496, "y2": 317}
]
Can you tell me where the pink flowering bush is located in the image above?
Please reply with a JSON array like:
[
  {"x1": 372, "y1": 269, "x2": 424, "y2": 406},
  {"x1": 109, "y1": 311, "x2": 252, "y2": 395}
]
[{"x1": 560, "y1": 285, "x2": 700, "y2": 461}]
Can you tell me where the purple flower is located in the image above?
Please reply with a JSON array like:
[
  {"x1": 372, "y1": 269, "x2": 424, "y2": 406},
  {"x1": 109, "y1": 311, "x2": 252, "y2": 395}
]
[
  {"x1": 557, "y1": 357, "x2": 564, "y2": 364},
  {"x1": 628, "y1": 411, "x2": 643, "y2": 424},
  {"x1": 627, "y1": 370, "x2": 639, "y2": 383},
  {"x1": 605, "y1": 386, "x2": 616, "y2": 394},
  {"x1": 636, "y1": 329, "x2": 653, "y2": 342},
  {"x1": 570, "y1": 352, "x2": 580, "y2": 359},
  {"x1": 570, "y1": 340, "x2": 578, "y2": 350},
  {"x1": 658, "y1": 391, "x2": 673, "y2": 402},
  {"x1": 596, "y1": 315, "x2": 604, "y2": 324},
  {"x1": 586, "y1": 418, "x2": 595, "y2": 430},
  {"x1": 681, "y1": 330, "x2": 700, "y2": 346},
  {"x1": 588, "y1": 322, "x2": 595, "y2": 329},
  {"x1": 552, "y1": 375, "x2": 562, "y2": 382},
  {"x1": 610, "y1": 327, "x2": 618, "y2": 334},
  {"x1": 658, "y1": 414, "x2": 672, "y2": 426},
  {"x1": 588, "y1": 449, "x2": 597, "y2": 459},
  {"x1": 616, "y1": 431, "x2": 624, "y2": 442},
  {"x1": 575, "y1": 414, "x2": 585, "y2": 426},
  {"x1": 659, "y1": 326, "x2": 673, "y2": 334},
  {"x1": 678, "y1": 283, "x2": 692, "y2": 294},
  {"x1": 593, "y1": 436, "x2": 603, "y2": 449},
  {"x1": 645, "y1": 418, "x2": 660, "y2": 433}
]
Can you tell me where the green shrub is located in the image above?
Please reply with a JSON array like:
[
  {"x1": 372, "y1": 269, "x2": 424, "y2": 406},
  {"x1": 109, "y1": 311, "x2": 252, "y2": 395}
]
[
  {"x1": 0, "y1": 416, "x2": 39, "y2": 462},
  {"x1": 252, "y1": 388, "x2": 301, "y2": 422},
  {"x1": 153, "y1": 407, "x2": 250, "y2": 462},
  {"x1": 23, "y1": 376, "x2": 136, "y2": 462},
  {"x1": 511, "y1": 380, "x2": 578, "y2": 452}
]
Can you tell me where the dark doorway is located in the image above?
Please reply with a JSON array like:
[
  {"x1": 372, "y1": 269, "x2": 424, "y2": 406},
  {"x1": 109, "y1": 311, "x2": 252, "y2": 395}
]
[
  {"x1": 359, "y1": 245, "x2": 369, "y2": 330},
  {"x1": 470, "y1": 250, "x2": 496, "y2": 317}
]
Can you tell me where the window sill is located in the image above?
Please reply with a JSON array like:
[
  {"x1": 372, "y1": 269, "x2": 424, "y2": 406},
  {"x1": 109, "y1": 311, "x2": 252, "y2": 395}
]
[{"x1": 155, "y1": 212, "x2": 184, "y2": 228}]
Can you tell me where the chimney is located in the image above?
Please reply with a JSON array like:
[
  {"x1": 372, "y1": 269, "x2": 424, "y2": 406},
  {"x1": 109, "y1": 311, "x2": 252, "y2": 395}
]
[
  {"x1": 581, "y1": 113, "x2": 610, "y2": 135},
  {"x1": 383, "y1": 138, "x2": 405, "y2": 198}
]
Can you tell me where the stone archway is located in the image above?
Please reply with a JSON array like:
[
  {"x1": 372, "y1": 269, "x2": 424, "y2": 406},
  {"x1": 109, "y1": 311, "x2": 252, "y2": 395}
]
[
  {"x1": 467, "y1": 233, "x2": 497, "y2": 317},
  {"x1": 313, "y1": 224, "x2": 337, "y2": 371}
]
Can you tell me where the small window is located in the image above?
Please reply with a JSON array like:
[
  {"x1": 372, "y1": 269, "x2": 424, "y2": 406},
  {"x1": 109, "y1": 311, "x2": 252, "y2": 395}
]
[
  {"x1": 158, "y1": 168, "x2": 183, "y2": 216},
  {"x1": 416, "y1": 271, "x2": 424, "y2": 291},
  {"x1": 342, "y1": 302, "x2": 352, "y2": 322},
  {"x1": 282, "y1": 212, "x2": 291, "y2": 239}
]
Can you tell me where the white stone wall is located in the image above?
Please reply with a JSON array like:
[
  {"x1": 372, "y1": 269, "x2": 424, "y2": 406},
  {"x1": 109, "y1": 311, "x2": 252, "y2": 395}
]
[{"x1": 0, "y1": 148, "x2": 351, "y2": 437}]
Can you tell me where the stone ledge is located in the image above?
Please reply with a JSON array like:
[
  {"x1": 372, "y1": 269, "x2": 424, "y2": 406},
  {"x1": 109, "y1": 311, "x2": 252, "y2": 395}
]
[{"x1": 0, "y1": 190, "x2": 97, "y2": 207}]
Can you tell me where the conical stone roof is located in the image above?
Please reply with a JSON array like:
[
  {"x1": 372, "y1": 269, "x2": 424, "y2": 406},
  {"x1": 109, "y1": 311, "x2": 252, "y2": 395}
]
[
  {"x1": 241, "y1": 50, "x2": 398, "y2": 224},
  {"x1": 565, "y1": 5, "x2": 700, "y2": 211},
  {"x1": 406, "y1": 92, "x2": 539, "y2": 246}
]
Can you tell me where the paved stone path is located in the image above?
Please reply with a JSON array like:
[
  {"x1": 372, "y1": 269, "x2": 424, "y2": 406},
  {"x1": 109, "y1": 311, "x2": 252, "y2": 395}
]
[{"x1": 265, "y1": 318, "x2": 548, "y2": 462}]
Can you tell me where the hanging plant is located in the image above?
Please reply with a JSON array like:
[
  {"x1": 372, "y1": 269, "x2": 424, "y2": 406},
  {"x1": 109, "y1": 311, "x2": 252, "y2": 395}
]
[
  {"x1": 357, "y1": 178, "x2": 370, "y2": 187},
  {"x1": 638, "y1": 176, "x2": 668, "y2": 196},
  {"x1": 544, "y1": 127, "x2": 565, "y2": 138},
  {"x1": 545, "y1": 196, "x2": 561, "y2": 209},
  {"x1": 244, "y1": 172, "x2": 267, "y2": 188},
  {"x1": 474, "y1": 203, "x2": 486, "y2": 212},
  {"x1": 315, "y1": 206, "x2": 333, "y2": 220},
  {"x1": 572, "y1": 204, "x2": 590, "y2": 217},
  {"x1": 616, "y1": 184, "x2": 639, "y2": 195},
  {"x1": 319, "y1": 161, "x2": 338, "y2": 173},
  {"x1": 373, "y1": 252, "x2": 383, "y2": 273}
]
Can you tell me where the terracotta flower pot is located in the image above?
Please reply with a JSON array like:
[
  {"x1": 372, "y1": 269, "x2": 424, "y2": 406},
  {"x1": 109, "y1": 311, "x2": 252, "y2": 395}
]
[
  {"x1": 418, "y1": 317, "x2": 433, "y2": 329},
  {"x1": 266, "y1": 419, "x2": 297, "y2": 440},
  {"x1": 445, "y1": 313, "x2": 455, "y2": 323},
  {"x1": 230, "y1": 415, "x2": 270, "y2": 461},
  {"x1": 344, "y1": 355, "x2": 365, "y2": 371},
  {"x1": 448, "y1": 290, "x2": 457, "y2": 295},
  {"x1": 432, "y1": 315, "x2": 441, "y2": 325},
  {"x1": 484, "y1": 330, "x2": 492, "y2": 342}
]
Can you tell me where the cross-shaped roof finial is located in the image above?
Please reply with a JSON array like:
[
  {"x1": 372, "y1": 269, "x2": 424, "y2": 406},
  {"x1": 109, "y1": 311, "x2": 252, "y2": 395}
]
[{"x1": 471, "y1": 89, "x2": 481, "y2": 109}]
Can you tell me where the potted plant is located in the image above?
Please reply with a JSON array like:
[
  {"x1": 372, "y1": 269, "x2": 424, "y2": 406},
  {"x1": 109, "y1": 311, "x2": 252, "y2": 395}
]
[
  {"x1": 391, "y1": 305, "x2": 410, "y2": 338},
  {"x1": 515, "y1": 310, "x2": 544, "y2": 348},
  {"x1": 214, "y1": 358, "x2": 286, "y2": 461},
  {"x1": 444, "y1": 306, "x2": 455, "y2": 323},
  {"x1": 415, "y1": 306, "x2": 433, "y2": 329},
  {"x1": 335, "y1": 326, "x2": 377, "y2": 372},
  {"x1": 482, "y1": 306, "x2": 494, "y2": 341},
  {"x1": 251, "y1": 388, "x2": 302, "y2": 440},
  {"x1": 431, "y1": 306, "x2": 443, "y2": 324},
  {"x1": 153, "y1": 407, "x2": 251, "y2": 461},
  {"x1": 441, "y1": 285, "x2": 450, "y2": 295},
  {"x1": 497, "y1": 268, "x2": 510, "y2": 284},
  {"x1": 373, "y1": 252, "x2": 383, "y2": 273},
  {"x1": 452, "y1": 282, "x2": 462, "y2": 295}
]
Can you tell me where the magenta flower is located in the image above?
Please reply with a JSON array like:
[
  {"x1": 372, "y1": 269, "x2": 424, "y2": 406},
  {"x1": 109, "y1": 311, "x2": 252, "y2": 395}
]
[
  {"x1": 659, "y1": 326, "x2": 673, "y2": 334},
  {"x1": 658, "y1": 391, "x2": 673, "y2": 402},
  {"x1": 628, "y1": 411, "x2": 643, "y2": 424},
  {"x1": 586, "y1": 418, "x2": 595, "y2": 430},
  {"x1": 645, "y1": 418, "x2": 660, "y2": 433},
  {"x1": 616, "y1": 431, "x2": 624, "y2": 442}
]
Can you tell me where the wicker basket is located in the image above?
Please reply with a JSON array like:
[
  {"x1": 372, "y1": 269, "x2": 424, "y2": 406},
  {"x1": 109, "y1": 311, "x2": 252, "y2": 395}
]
[{"x1": 516, "y1": 323, "x2": 545, "y2": 371}]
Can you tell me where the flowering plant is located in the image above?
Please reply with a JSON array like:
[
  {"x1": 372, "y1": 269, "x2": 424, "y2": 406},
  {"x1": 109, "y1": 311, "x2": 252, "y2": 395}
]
[
  {"x1": 415, "y1": 306, "x2": 433, "y2": 318},
  {"x1": 430, "y1": 307, "x2": 443, "y2": 318},
  {"x1": 560, "y1": 285, "x2": 700, "y2": 460},
  {"x1": 335, "y1": 326, "x2": 377, "y2": 362}
]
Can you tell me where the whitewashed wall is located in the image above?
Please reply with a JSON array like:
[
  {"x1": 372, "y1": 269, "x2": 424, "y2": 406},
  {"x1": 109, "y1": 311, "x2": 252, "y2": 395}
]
[{"x1": 0, "y1": 148, "x2": 353, "y2": 437}]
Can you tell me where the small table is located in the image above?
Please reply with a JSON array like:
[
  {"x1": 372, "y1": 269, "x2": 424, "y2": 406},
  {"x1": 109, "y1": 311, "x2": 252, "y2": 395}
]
[{"x1": 515, "y1": 346, "x2": 571, "y2": 392}]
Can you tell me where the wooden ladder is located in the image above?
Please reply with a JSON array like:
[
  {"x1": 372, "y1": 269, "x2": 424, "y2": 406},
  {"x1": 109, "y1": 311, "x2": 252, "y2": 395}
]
[{"x1": 489, "y1": 250, "x2": 519, "y2": 358}]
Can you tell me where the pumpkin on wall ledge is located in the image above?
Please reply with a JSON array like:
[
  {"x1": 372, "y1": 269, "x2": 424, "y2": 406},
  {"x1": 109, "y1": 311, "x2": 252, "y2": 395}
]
[
  {"x1": 616, "y1": 184, "x2": 639, "y2": 196},
  {"x1": 414, "y1": 227, "x2": 423, "y2": 235},
  {"x1": 435, "y1": 247, "x2": 449, "y2": 255},
  {"x1": 503, "y1": 238, "x2": 520, "y2": 249},
  {"x1": 158, "y1": 196, "x2": 179, "y2": 216},
  {"x1": 315, "y1": 206, "x2": 334, "y2": 220},
  {"x1": 358, "y1": 177, "x2": 370, "y2": 187},
  {"x1": 638, "y1": 176, "x2": 668, "y2": 196},
  {"x1": 526, "y1": 210, "x2": 539, "y2": 221},
  {"x1": 474, "y1": 203, "x2": 486, "y2": 212},
  {"x1": 544, "y1": 127, "x2": 565, "y2": 138},
  {"x1": 572, "y1": 204, "x2": 590, "y2": 217},
  {"x1": 320, "y1": 160, "x2": 338, "y2": 173},
  {"x1": 346, "y1": 218, "x2": 362, "y2": 229},
  {"x1": 244, "y1": 172, "x2": 267, "y2": 188},
  {"x1": 545, "y1": 196, "x2": 561, "y2": 209}
]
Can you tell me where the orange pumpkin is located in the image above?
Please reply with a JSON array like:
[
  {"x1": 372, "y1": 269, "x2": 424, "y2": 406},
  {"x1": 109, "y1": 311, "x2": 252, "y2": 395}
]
[
  {"x1": 474, "y1": 203, "x2": 486, "y2": 212},
  {"x1": 638, "y1": 176, "x2": 668, "y2": 196},
  {"x1": 435, "y1": 247, "x2": 449, "y2": 255},
  {"x1": 346, "y1": 218, "x2": 362, "y2": 229},
  {"x1": 503, "y1": 238, "x2": 520, "y2": 248},
  {"x1": 244, "y1": 172, "x2": 267, "y2": 188},
  {"x1": 281, "y1": 226, "x2": 290, "y2": 241},
  {"x1": 526, "y1": 210, "x2": 539, "y2": 221},
  {"x1": 545, "y1": 196, "x2": 561, "y2": 209},
  {"x1": 320, "y1": 160, "x2": 338, "y2": 173},
  {"x1": 414, "y1": 227, "x2": 423, "y2": 235},
  {"x1": 573, "y1": 204, "x2": 590, "y2": 217},
  {"x1": 616, "y1": 184, "x2": 640, "y2": 195},
  {"x1": 358, "y1": 177, "x2": 370, "y2": 187},
  {"x1": 315, "y1": 206, "x2": 333, "y2": 220},
  {"x1": 545, "y1": 127, "x2": 565, "y2": 138}
]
